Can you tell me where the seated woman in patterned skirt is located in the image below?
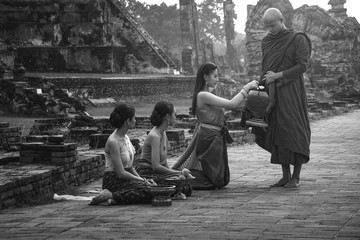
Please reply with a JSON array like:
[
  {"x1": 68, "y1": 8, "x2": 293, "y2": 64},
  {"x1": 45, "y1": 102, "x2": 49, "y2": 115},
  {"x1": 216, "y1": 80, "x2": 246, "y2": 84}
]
[
  {"x1": 89, "y1": 103, "x2": 156, "y2": 205},
  {"x1": 135, "y1": 101, "x2": 192, "y2": 198}
]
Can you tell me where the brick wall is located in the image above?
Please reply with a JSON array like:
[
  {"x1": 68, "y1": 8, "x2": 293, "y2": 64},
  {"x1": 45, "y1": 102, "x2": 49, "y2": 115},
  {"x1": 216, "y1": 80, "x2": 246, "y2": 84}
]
[
  {"x1": 0, "y1": 153, "x2": 104, "y2": 209},
  {"x1": 0, "y1": 122, "x2": 22, "y2": 151},
  {"x1": 34, "y1": 75, "x2": 195, "y2": 102},
  {"x1": 0, "y1": 0, "x2": 174, "y2": 73}
]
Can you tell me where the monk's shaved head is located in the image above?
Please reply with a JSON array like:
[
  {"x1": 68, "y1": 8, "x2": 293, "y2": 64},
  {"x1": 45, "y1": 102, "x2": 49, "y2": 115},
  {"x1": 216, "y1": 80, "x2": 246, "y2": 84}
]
[
  {"x1": 262, "y1": 8, "x2": 286, "y2": 34},
  {"x1": 262, "y1": 8, "x2": 283, "y2": 23}
]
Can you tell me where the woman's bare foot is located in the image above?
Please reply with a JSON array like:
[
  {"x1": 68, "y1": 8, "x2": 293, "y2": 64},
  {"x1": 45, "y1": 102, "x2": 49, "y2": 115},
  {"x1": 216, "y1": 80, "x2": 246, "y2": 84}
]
[
  {"x1": 270, "y1": 178, "x2": 290, "y2": 187},
  {"x1": 103, "y1": 199, "x2": 117, "y2": 206},
  {"x1": 284, "y1": 178, "x2": 300, "y2": 188},
  {"x1": 89, "y1": 189, "x2": 112, "y2": 205}
]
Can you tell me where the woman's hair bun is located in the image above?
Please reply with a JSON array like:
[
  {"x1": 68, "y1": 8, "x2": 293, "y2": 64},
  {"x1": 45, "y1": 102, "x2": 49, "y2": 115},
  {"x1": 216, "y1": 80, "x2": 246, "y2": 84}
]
[
  {"x1": 149, "y1": 101, "x2": 174, "y2": 127},
  {"x1": 150, "y1": 109, "x2": 163, "y2": 127},
  {"x1": 109, "y1": 103, "x2": 135, "y2": 128}
]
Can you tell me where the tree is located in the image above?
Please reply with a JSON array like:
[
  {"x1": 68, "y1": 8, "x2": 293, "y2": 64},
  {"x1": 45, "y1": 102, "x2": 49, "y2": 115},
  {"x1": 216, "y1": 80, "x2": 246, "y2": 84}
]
[{"x1": 197, "y1": 0, "x2": 225, "y2": 42}]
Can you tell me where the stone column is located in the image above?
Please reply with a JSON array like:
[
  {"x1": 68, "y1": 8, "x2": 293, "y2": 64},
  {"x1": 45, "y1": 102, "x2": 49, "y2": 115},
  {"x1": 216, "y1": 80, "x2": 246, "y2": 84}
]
[
  {"x1": 179, "y1": 0, "x2": 200, "y2": 74},
  {"x1": 223, "y1": 0, "x2": 239, "y2": 73},
  {"x1": 204, "y1": 39, "x2": 215, "y2": 63},
  {"x1": 198, "y1": 39, "x2": 215, "y2": 64}
]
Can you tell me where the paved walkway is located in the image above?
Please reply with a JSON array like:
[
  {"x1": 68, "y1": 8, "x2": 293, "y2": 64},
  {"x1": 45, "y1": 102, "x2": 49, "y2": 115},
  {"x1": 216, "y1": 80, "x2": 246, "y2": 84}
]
[{"x1": 0, "y1": 110, "x2": 359, "y2": 240}]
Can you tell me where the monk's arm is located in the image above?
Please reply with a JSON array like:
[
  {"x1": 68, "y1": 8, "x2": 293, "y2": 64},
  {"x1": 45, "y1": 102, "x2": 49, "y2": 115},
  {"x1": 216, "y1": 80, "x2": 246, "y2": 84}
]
[{"x1": 277, "y1": 35, "x2": 310, "y2": 86}]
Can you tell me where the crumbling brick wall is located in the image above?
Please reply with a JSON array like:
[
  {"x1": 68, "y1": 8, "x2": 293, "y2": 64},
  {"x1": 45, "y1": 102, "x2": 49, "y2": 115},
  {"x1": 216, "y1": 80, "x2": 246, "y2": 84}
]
[{"x1": 0, "y1": 0, "x2": 172, "y2": 73}]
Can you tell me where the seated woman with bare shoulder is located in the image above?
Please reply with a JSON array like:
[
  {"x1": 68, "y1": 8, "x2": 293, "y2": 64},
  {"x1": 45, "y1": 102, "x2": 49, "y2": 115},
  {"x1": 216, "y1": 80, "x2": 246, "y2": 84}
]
[
  {"x1": 89, "y1": 103, "x2": 156, "y2": 205},
  {"x1": 135, "y1": 101, "x2": 193, "y2": 198}
]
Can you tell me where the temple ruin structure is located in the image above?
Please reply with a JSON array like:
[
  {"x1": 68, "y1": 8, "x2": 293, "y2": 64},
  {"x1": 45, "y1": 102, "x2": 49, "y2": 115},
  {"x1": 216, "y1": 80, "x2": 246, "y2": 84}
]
[
  {"x1": 179, "y1": 0, "x2": 201, "y2": 74},
  {"x1": 0, "y1": 0, "x2": 176, "y2": 73}
]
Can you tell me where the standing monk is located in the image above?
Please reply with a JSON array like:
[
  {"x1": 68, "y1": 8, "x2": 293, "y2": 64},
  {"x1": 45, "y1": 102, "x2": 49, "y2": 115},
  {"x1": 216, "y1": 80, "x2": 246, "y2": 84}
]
[{"x1": 252, "y1": 8, "x2": 312, "y2": 188}]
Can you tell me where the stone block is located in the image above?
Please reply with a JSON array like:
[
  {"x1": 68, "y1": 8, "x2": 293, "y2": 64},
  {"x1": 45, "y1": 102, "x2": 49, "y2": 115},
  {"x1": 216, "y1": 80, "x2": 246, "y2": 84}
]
[
  {"x1": 2, "y1": 198, "x2": 16, "y2": 208},
  {"x1": 42, "y1": 143, "x2": 78, "y2": 152},
  {"x1": 20, "y1": 184, "x2": 33, "y2": 193},
  {"x1": 20, "y1": 150, "x2": 46, "y2": 158},
  {"x1": 49, "y1": 150, "x2": 77, "y2": 157},
  {"x1": 166, "y1": 129, "x2": 185, "y2": 142},
  {"x1": 51, "y1": 156, "x2": 77, "y2": 165},
  {"x1": 0, "y1": 122, "x2": 10, "y2": 128},
  {"x1": 0, "y1": 190, "x2": 14, "y2": 200},
  {"x1": 25, "y1": 135, "x2": 48, "y2": 143},
  {"x1": 89, "y1": 133, "x2": 110, "y2": 148},
  {"x1": 20, "y1": 142, "x2": 44, "y2": 151},
  {"x1": 19, "y1": 156, "x2": 34, "y2": 164}
]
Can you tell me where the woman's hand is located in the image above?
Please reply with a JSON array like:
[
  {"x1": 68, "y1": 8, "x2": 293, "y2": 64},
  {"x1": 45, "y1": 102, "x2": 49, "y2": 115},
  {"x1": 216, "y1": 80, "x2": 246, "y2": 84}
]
[
  {"x1": 245, "y1": 80, "x2": 259, "y2": 90},
  {"x1": 142, "y1": 177, "x2": 157, "y2": 186},
  {"x1": 181, "y1": 168, "x2": 191, "y2": 177},
  {"x1": 262, "y1": 71, "x2": 282, "y2": 84},
  {"x1": 181, "y1": 168, "x2": 195, "y2": 179}
]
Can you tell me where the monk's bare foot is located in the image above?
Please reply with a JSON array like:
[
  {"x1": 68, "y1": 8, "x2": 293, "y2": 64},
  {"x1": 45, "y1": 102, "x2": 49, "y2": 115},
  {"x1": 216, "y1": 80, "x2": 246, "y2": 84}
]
[
  {"x1": 270, "y1": 178, "x2": 289, "y2": 187},
  {"x1": 284, "y1": 179, "x2": 300, "y2": 188},
  {"x1": 89, "y1": 189, "x2": 112, "y2": 205}
]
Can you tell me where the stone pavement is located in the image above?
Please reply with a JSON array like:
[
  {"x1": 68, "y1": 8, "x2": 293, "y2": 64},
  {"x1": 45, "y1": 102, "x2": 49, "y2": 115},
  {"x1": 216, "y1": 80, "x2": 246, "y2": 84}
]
[{"x1": 0, "y1": 110, "x2": 359, "y2": 240}]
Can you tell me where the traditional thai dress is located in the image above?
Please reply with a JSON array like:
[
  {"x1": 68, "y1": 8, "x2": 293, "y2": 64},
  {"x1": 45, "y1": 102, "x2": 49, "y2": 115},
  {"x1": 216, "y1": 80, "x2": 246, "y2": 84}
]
[
  {"x1": 135, "y1": 129, "x2": 170, "y2": 177},
  {"x1": 173, "y1": 104, "x2": 233, "y2": 190},
  {"x1": 252, "y1": 29, "x2": 312, "y2": 165},
  {"x1": 102, "y1": 135, "x2": 152, "y2": 204}
]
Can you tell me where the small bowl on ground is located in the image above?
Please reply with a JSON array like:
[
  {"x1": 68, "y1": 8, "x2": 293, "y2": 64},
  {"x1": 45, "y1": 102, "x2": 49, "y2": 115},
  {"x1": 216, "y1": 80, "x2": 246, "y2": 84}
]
[{"x1": 148, "y1": 185, "x2": 176, "y2": 206}]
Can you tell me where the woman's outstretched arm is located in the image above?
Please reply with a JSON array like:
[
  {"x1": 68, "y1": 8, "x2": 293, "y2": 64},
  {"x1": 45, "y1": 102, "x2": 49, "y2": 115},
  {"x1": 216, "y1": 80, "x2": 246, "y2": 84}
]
[{"x1": 197, "y1": 80, "x2": 258, "y2": 109}]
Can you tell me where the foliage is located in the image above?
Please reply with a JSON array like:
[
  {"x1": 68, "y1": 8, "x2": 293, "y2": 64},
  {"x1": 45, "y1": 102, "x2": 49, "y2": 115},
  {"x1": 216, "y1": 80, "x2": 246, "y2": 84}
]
[
  {"x1": 118, "y1": 0, "x2": 235, "y2": 44},
  {"x1": 116, "y1": 0, "x2": 239, "y2": 63},
  {"x1": 234, "y1": 33, "x2": 246, "y2": 58},
  {"x1": 197, "y1": 0, "x2": 225, "y2": 42}
]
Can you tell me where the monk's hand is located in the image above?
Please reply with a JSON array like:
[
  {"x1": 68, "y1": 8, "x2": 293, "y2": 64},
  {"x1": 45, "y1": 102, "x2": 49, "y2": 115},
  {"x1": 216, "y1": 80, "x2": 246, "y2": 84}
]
[{"x1": 263, "y1": 71, "x2": 281, "y2": 84}]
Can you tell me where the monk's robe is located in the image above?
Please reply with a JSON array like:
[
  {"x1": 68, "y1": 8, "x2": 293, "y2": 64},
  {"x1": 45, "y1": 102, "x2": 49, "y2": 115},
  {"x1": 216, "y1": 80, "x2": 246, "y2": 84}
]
[{"x1": 253, "y1": 29, "x2": 312, "y2": 165}]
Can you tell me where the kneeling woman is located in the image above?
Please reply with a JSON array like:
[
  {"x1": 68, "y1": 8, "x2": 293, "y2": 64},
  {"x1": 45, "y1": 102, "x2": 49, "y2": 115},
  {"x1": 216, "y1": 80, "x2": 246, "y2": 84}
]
[
  {"x1": 90, "y1": 104, "x2": 155, "y2": 205},
  {"x1": 172, "y1": 62, "x2": 258, "y2": 190},
  {"x1": 135, "y1": 101, "x2": 192, "y2": 196}
]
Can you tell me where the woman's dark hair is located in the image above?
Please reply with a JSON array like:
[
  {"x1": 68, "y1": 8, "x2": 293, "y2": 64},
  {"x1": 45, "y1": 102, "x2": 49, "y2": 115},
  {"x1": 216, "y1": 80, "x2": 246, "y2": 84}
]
[
  {"x1": 191, "y1": 62, "x2": 218, "y2": 115},
  {"x1": 150, "y1": 101, "x2": 174, "y2": 127},
  {"x1": 109, "y1": 103, "x2": 135, "y2": 128}
]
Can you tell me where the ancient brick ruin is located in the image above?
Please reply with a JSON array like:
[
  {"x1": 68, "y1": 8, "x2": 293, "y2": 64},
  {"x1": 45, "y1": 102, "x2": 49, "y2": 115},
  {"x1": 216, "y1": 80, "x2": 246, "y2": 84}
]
[
  {"x1": 179, "y1": 0, "x2": 201, "y2": 74},
  {"x1": 0, "y1": 0, "x2": 176, "y2": 73},
  {"x1": 245, "y1": 0, "x2": 360, "y2": 86}
]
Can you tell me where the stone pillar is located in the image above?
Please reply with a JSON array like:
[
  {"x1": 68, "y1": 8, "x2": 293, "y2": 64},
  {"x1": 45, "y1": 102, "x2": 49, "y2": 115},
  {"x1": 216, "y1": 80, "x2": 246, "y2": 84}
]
[
  {"x1": 179, "y1": 0, "x2": 200, "y2": 74},
  {"x1": 199, "y1": 39, "x2": 214, "y2": 63},
  {"x1": 204, "y1": 40, "x2": 215, "y2": 63},
  {"x1": 223, "y1": 0, "x2": 239, "y2": 73},
  {"x1": 328, "y1": 0, "x2": 347, "y2": 20}
]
